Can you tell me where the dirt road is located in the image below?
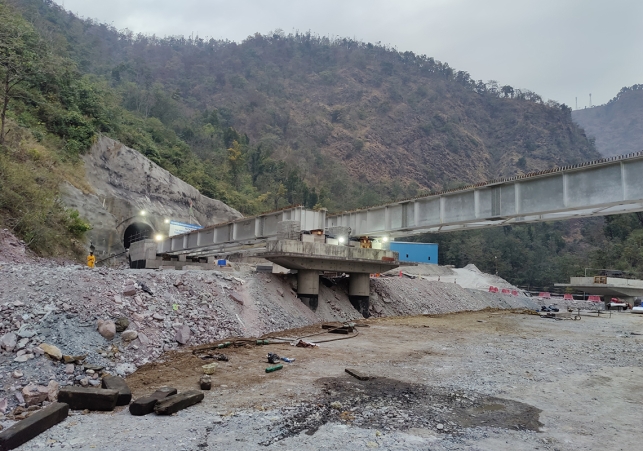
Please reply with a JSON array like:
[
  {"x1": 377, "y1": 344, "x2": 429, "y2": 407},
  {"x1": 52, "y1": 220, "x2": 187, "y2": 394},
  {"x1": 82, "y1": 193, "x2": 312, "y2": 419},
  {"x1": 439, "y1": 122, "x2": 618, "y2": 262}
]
[{"x1": 17, "y1": 310, "x2": 643, "y2": 450}]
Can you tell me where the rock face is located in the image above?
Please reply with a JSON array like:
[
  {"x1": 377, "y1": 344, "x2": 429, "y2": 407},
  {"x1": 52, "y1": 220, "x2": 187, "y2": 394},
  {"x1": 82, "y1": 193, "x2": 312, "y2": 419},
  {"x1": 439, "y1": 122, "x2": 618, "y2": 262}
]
[
  {"x1": 61, "y1": 136, "x2": 242, "y2": 257},
  {"x1": 572, "y1": 88, "x2": 643, "y2": 158}
]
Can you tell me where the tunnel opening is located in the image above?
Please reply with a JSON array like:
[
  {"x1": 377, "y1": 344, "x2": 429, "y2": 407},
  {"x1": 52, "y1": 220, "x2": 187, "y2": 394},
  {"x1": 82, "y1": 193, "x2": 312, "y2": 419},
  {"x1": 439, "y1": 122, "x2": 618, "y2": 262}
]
[{"x1": 123, "y1": 222, "x2": 154, "y2": 249}]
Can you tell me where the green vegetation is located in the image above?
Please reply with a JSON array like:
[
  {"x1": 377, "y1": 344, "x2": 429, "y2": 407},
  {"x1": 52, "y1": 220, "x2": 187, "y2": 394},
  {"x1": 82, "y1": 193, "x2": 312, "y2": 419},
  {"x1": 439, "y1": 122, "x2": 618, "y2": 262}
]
[
  {"x1": 7, "y1": 0, "x2": 598, "y2": 214},
  {"x1": 414, "y1": 214, "x2": 643, "y2": 291}
]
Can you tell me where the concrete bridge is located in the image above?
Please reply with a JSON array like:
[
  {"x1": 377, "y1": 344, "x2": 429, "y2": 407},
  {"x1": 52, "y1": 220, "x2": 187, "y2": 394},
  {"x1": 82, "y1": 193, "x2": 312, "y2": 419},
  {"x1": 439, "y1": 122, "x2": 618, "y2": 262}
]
[{"x1": 132, "y1": 151, "x2": 643, "y2": 317}]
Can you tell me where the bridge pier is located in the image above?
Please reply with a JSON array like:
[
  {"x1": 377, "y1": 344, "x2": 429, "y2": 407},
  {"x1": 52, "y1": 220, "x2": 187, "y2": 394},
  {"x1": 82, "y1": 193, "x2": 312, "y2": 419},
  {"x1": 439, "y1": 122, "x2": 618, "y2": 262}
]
[
  {"x1": 349, "y1": 273, "x2": 370, "y2": 318},
  {"x1": 297, "y1": 269, "x2": 319, "y2": 311}
]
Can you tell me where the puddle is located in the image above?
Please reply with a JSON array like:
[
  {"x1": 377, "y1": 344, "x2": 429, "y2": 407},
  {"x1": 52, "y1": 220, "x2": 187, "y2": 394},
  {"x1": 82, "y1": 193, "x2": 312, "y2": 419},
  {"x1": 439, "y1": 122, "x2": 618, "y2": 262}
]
[{"x1": 262, "y1": 376, "x2": 542, "y2": 445}]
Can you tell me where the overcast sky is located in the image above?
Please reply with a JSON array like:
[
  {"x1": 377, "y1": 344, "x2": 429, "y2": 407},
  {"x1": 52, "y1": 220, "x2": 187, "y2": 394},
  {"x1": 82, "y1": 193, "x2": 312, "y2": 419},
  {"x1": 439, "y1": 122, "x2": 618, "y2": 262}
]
[{"x1": 53, "y1": 0, "x2": 642, "y2": 108}]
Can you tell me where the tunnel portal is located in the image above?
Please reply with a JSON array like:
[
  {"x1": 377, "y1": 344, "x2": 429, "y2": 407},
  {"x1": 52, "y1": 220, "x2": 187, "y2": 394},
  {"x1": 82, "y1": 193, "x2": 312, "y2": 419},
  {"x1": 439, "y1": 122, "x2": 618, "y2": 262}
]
[{"x1": 123, "y1": 222, "x2": 154, "y2": 249}]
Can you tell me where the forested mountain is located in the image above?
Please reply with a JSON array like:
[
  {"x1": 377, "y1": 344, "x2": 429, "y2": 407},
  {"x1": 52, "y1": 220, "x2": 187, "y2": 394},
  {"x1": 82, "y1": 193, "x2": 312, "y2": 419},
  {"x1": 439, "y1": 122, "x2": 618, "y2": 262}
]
[
  {"x1": 572, "y1": 85, "x2": 643, "y2": 157},
  {"x1": 7, "y1": 0, "x2": 598, "y2": 214},
  {"x1": 3, "y1": 0, "x2": 643, "y2": 289}
]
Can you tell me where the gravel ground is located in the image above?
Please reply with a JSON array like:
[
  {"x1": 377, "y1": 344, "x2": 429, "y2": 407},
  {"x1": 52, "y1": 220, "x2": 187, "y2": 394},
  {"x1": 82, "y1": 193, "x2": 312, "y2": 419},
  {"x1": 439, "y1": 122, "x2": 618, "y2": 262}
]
[
  {"x1": 11, "y1": 310, "x2": 643, "y2": 451},
  {"x1": 2, "y1": 230, "x2": 636, "y2": 450}
]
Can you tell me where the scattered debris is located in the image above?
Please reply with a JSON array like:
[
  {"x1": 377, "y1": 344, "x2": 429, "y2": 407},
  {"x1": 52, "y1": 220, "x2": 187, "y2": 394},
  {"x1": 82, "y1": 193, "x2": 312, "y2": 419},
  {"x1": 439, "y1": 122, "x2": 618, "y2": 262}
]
[
  {"x1": 267, "y1": 353, "x2": 280, "y2": 364},
  {"x1": 294, "y1": 340, "x2": 318, "y2": 348},
  {"x1": 202, "y1": 363, "x2": 218, "y2": 374},
  {"x1": 198, "y1": 353, "x2": 228, "y2": 361},
  {"x1": 266, "y1": 364, "x2": 283, "y2": 373},
  {"x1": 345, "y1": 368, "x2": 371, "y2": 381},
  {"x1": 199, "y1": 375, "x2": 212, "y2": 390}
]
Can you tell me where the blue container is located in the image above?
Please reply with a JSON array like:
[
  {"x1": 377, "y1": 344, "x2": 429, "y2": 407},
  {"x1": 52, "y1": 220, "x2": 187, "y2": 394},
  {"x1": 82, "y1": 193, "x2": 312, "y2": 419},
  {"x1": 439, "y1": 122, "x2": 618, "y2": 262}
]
[
  {"x1": 217, "y1": 259, "x2": 227, "y2": 266},
  {"x1": 390, "y1": 242, "x2": 438, "y2": 264}
]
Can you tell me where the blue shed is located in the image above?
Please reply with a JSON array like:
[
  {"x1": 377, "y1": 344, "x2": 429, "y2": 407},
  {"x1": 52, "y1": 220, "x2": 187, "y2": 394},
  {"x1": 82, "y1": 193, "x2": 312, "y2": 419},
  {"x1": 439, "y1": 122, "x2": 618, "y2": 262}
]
[{"x1": 390, "y1": 242, "x2": 438, "y2": 264}]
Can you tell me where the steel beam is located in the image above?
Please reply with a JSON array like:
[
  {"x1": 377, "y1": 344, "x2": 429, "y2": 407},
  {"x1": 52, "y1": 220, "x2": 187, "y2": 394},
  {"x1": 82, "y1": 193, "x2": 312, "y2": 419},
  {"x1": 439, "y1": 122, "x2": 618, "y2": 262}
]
[
  {"x1": 328, "y1": 151, "x2": 643, "y2": 237},
  {"x1": 157, "y1": 207, "x2": 325, "y2": 256}
]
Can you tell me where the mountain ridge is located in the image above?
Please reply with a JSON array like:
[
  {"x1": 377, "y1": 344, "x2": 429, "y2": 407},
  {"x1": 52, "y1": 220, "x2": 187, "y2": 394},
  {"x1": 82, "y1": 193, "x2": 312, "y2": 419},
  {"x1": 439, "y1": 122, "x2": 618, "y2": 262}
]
[
  {"x1": 8, "y1": 0, "x2": 599, "y2": 213},
  {"x1": 572, "y1": 85, "x2": 643, "y2": 158}
]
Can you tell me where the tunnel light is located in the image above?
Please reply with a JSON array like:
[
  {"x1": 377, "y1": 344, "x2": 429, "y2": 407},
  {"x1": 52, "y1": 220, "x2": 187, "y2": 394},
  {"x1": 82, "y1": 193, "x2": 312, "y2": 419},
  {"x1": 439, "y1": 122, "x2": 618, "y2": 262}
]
[
  {"x1": 139, "y1": 210, "x2": 147, "y2": 216},
  {"x1": 164, "y1": 218, "x2": 170, "y2": 224},
  {"x1": 382, "y1": 236, "x2": 389, "y2": 242},
  {"x1": 338, "y1": 236, "x2": 346, "y2": 244},
  {"x1": 154, "y1": 234, "x2": 164, "y2": 241}
]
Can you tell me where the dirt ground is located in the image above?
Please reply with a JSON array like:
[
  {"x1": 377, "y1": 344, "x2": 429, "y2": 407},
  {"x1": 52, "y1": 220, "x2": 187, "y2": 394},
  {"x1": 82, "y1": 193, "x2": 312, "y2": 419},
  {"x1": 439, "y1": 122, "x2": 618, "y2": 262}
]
[{"x1": 17, "y1": 309, "x2": 643, "y2": 450}]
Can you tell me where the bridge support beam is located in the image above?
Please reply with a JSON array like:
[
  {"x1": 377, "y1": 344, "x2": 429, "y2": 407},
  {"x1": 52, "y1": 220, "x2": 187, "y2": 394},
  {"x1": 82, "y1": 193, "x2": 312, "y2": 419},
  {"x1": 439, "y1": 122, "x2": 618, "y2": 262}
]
[
  {"x1": 349, "y1": 273, "x2": 371, "y2": 318},
  {"x1": 297, "y1": 270, "x2": 319, "y2": 311}
]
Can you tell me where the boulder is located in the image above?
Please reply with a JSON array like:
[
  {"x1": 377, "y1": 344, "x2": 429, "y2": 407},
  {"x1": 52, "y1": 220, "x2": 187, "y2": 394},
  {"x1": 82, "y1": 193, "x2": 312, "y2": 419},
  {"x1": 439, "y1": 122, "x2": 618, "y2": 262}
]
[
  {"x1": 122, "y1": 286, "x2": 137, "y2": 297},
  {"x1": 39, "y1": 343, "x2": 62, "y2": 360},
  {"x1": 47, "y1": 380, "x2": 59, "y2": 402},
  {"x1": 14, "y1": 354, "x2": 34, "y2": 363},
  {"x1": 175, "y1": 325, "x2": 191, "y2": 345},
  {"x1": 121, "y1": 330, "x2": 138, "y2": 341},
  {"x1": 137, "y1": 333, "x2": 149, "y2": 345},
  {"x1": 22, "y1": 385, "x2": 49, "y2": 407},
  {"x1": 114, "y1": 317, "x2": 130, "y2": 332},
  {"x1": 97, "y1": 320, "x2": 116, "y2": 340},
  {"x1": 0, "y1": 332, "x2": 17, "y2": 352},
  {"x1": 16, "y1": 326, "x2": 37, "y2": 339}
]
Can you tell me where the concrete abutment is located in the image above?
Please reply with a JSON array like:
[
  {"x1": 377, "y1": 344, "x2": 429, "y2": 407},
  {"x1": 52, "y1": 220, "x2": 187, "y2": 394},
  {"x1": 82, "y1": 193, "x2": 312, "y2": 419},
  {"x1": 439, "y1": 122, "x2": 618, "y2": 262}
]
[
  {"x1": 348, "y1": 272, "x2": 371, "y2": 318},
  {"x1": 297, "y1": 270, "x2": 320, "y2": 311}
]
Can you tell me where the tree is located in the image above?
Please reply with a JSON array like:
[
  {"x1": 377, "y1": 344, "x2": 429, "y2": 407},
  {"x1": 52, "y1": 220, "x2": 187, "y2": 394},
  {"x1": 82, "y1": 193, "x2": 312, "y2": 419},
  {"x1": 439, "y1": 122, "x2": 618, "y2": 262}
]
[
  {"x1": 227, "y1": 140, "x2": 244, "y2": 188},
  {"x1": 0, "y1": 5, "x2": 45, "y2": 144},
  {"x1": 501, "y1": 85, "x2": 514, "y2": 98}
]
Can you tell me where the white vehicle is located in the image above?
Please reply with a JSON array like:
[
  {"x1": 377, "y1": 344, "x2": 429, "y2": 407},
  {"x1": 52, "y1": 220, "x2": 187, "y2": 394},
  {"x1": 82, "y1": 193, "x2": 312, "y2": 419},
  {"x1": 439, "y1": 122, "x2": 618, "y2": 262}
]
[
  {"x1": 631, "y1": 306, "x2": 643, "y2": 314},
  {"x1": 608, "y1": 297, "x2": 627, "y2": 310}
]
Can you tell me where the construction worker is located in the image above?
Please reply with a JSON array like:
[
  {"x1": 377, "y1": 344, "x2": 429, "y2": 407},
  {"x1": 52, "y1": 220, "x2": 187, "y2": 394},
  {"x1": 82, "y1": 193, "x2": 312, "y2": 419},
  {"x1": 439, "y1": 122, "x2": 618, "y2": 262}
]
[{"x1": 87, "y1": 251, "x2": 96, "y2": 268}]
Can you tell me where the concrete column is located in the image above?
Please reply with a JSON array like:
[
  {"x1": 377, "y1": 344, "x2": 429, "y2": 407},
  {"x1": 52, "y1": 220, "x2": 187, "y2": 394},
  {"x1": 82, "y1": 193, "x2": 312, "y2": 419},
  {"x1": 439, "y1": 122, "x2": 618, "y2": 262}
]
[
  {"x1": 297, "y1": 270, "x2": 319, "y2": 311},
  {"x1": 349, "y1": 273, "x2": 370, "y2": 318}
]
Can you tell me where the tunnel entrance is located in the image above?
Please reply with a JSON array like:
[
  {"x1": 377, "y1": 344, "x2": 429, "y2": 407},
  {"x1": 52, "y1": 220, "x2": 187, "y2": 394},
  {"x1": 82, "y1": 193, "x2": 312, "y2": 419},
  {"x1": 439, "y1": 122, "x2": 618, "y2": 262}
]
[{"x1": 123, "y1": 222, "x2": 154, "y2": 249}]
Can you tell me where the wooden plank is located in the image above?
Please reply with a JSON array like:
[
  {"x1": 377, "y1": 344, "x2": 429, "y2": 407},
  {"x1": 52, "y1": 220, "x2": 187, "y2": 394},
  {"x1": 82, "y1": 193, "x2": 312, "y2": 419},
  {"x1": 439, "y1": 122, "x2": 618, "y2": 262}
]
[
  {"x1": 129, "y1": 387, "x2": 177, "y2": 416},
  {"x1": 0, "y1": 402, "x2": 69, "y2": 450},
  {"x1": 154, "y1": 390, "x2": 204, "y2": 415},
  {"x1": 57, "y1": 387, "x2": 118, "y2": 411}
]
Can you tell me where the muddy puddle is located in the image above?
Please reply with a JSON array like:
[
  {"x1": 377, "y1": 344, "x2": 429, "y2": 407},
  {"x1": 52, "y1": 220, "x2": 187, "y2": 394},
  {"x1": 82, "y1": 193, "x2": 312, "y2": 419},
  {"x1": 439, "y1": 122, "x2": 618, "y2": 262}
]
[{"x1": 263, "y1": 376, "x2": 541, "y2": 445}]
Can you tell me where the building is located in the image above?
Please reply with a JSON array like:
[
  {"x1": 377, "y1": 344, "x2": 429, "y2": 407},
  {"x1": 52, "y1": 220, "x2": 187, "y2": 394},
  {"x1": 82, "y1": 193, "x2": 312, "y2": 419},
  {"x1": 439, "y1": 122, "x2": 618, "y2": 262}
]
[{"x1": 390, "y1": 242, "x2": 438, "y2": 264}]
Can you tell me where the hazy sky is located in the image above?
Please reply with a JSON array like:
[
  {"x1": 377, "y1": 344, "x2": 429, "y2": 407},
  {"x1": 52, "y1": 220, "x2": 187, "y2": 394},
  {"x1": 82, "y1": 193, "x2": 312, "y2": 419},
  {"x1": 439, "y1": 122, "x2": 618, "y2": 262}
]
[{"x1": 53, "y1": 0, "x2": 642, "y2": 108}]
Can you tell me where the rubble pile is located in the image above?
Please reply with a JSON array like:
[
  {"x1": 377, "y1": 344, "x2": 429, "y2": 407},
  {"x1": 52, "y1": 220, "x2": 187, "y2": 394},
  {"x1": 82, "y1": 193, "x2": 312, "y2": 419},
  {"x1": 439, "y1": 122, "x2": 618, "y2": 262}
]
[
  {"x1": 369, "y1": 278, "x2": 540, "y2": 317},
  {"x1": 0, "y1": 229, "x2": 36, "y2": 264},
  {"x1": 0, "y1": 231, "x2": 557, "y2": 425}
]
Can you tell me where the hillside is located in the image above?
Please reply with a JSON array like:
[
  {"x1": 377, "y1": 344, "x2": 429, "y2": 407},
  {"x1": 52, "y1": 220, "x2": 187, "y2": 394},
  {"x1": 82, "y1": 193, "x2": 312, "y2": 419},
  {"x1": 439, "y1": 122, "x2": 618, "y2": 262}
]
[
  {"x1": 5, "y1": 0, "x2": 641, "y2": 290},
  {"x1": 572, "y1": 85, "x2": 643, "y2": 157},
  {"x1": 8, "y1": 0, "x2": 599, "y2": 213}
]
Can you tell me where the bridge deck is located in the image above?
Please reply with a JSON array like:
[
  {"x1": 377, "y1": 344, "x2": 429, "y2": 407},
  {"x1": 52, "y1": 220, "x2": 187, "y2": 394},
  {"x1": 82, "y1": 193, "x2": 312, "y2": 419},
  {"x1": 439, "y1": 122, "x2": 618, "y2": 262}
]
[{"x1": 157, "y1": 152, "x2": 643, "y2": 256}]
